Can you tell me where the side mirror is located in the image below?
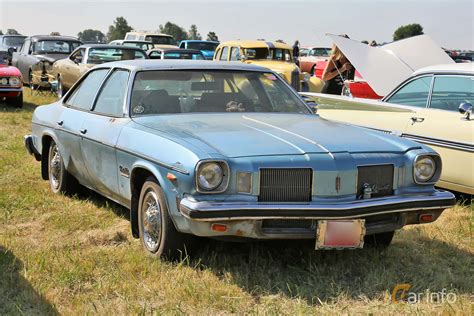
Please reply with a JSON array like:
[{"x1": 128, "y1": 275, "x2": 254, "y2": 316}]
[
  {"x1": 459, "y1": 102, "x2": 472, "y2": 120},
  {"x1": 7, "y1": 47, "x2": 17, "y2": 56}
]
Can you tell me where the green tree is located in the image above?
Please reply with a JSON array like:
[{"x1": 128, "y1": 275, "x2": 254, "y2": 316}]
[
  {"x1": 188, "y1": 24, "x2": 202, "y2": 40},
  {"x1": 6, "y1": 29, "x2": 20, "y2": 35},
  {"x1": 206, "y1": 31, "x2": 218, "y2": 42},
  {"x1": 393, "y1": 23, "x2": 424, "y2": 41},
  {"x1": 78, "y1": 29, "x2": 106, "y2": 43},
  {"x1": 107, "y1": 17, "x2": 132, "y2": 41},
  {"x1": 159, "y1": 22, "x2": 188, "y2": 42}
]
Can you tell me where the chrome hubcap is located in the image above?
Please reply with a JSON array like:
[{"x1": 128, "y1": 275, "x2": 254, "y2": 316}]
[
  {"x1": 49, "y1": 145, "x2": 61, "y2": 190},
  {"x1": 141, "y1": 191, "x2": 162, "y2": 251}
]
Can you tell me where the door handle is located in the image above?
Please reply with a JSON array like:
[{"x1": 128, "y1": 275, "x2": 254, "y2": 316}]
[
  {"x1": 410, "y1": 117, "x2": 425, "y2": 124},
  {"x1": 57, "y1": 120, "x2": 63, "y2": 126},
  {"x1": 79, "y1": 128, "x2": 87, "y2": 134}
]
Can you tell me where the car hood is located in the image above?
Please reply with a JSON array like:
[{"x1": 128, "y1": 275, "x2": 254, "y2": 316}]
[
  {"x1": 34, "y1": 53, "x2": 70, "y2": 63},
  {"x1": 0, "y1": 64, "x2": 21, "y2": 76},
  {"x1": 133, "y1": 113, "x2": 420, "y2": 158},
  {"x1": 244, "y1": 60, "x2": 298, "y2": 73},
  {"x1": 328, "y1": 34, "x2": 454, "y2": 96}
]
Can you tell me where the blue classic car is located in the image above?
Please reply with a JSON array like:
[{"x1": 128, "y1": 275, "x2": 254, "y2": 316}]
[
  {"x1": 179, "y1": 40, "x2": 219, "y2": 60},
  {"x1": 24, "y1": 60, "x2": 455, "y2": 258}
]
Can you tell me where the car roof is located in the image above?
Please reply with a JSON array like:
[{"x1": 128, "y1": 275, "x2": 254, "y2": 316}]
[
  {"x1": 93, "y1": 59, "x2": 272, "y2": 72},
  {"x1": 29, "y1": 35, "x2": 81, "y2": 42},
  {"x1": 0, "y1": 35, "x2": 26, "y2": 38},
  {"x1": 151, "y1": 49, "x2": 203, "y2": 54},
  {"x1": 219, "y1": 40, "x2": 291, "y2": 49},
  {"x1": 127, "y1": 32, "x2": 173, "y2": 37},
  {"x1": 413, "y1": 63, "x2": 474, "y2": 75},
  {"x1": 80, "y1": 44, "x2": 144, "y2": 50},
  {"x1": 123, "y1": 40, "x2": 153, "y2": 44},
  {"x1": 181, "y1": 40, "x2": 219, "y2": 44}
]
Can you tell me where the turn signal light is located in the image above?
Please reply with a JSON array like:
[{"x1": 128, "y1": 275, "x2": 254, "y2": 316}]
[
  {"x1": 419, "y1": 213, "x2": 434, "y2": 223},
  {"x1": 211, "y1": 223, "x2": 228, "y2": 232}
]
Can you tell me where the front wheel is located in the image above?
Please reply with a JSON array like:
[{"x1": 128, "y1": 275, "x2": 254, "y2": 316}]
[
  {"x1": 138, "y1": 177, "x2": 195, "y2": 259},
  {"x1": 364, "y1": 231, "x2": 395, "y2": 248},
  {"x1": 48, "y1": 141, "x2": 78, "y2": 194}
]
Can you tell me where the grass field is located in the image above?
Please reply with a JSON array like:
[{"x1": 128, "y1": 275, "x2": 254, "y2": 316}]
[{"x1": 0, "y1": 88, "x2": 472, "y2": 314}]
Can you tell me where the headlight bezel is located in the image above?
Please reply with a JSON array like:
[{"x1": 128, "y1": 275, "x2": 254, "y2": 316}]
[
  {"x1": 195, "y1": 160, "x2": 230, "y2": 193},
  {"x1": 9, "y1": 76, "x2": 21, "y2": 87},
  {"x1": 413, "y1": 154, "x2": 442, "y2": 184}
]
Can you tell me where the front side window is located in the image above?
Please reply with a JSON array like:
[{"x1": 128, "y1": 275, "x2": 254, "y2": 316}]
[
  {"x1": 93, "y1": 70, "x2": 130, "y2": 116},
  {"x1": 386, "y1": 76, "x2": 432, "y2": 108},
  {"x1": 430, "y1": 76, "x2": 474, "y2": 112},
  {"x1": 33, "y1": 40, "x2": 81, "y2": 54},
  {"x1": 130, "y1": 70, "x2": 310, "y2": 116},
  {"x1": 87, "y1": 48, "x2": 146, "y2": 64},
  {"x1": 230, "y1": 47, "x2": 240, "y2": 61},
  {"x1": 65, "y1": 69, "x2": 109, "y2": 110}
]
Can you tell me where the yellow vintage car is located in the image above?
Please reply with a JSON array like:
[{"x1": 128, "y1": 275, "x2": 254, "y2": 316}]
[
  {"x1": 214, "y1": 40, "x2": 324, "y2": 92},
  {"x1": 302, "y1": 63, "x2": 474, "y2": 195}
]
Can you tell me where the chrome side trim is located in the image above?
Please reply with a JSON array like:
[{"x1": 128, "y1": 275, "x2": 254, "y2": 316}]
[{"x1": 402, "y1": 134, "x2": 474, "y2": 153}]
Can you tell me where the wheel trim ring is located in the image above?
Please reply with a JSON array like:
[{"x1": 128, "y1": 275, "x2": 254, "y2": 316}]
[{"x1": 140, "y1": 190, "x2": 162, "y2": 252}]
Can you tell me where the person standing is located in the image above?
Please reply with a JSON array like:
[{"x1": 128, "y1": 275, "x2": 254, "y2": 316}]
[
  {"x1": 322, "y1": 40, "x2": 355, "y2": 95},
  {"x1": 292, "y1": 40, "x2": 300, "y2": 66}
]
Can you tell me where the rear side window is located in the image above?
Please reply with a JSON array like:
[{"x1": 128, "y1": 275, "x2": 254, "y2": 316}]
[
  {"x1": 93, "y1": 70, "x2": 130, "y2": 116},
  {"x1": 430, "y1": 76, "x2": 474, "y2": 112},
  {"x1": 65, "y1": 69, "x2": 109, "y2": 110},
  {"x1": 387, "y1": 76, "x2": 432, "y2": 108},
  {"x1": 219, "y1": 47, "x2": 228, "y2": 61}
]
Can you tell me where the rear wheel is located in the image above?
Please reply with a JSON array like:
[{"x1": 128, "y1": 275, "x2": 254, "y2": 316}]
[
  {"x1": 364, "y1": 231, "x2": 395, "y2": 248},
  {"x1": 6, "y1": 92, "x2": 23, "y2": 108},
  {"x1": 47, "y1": 141, "x2": 79, "y2": 194},
  {"x1": 138, "y1": 177, "x2": 195, "y2": 259}
]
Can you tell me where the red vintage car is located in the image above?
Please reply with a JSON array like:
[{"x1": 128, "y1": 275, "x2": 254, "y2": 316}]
[
  {"x1": 314, "y1": 60, "x2": 382, "y2": 99},
  {"x1": 0, "y1": 56, "x2": 23, "y2": 107}
]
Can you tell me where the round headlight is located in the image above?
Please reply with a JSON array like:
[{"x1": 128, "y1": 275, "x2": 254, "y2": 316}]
[
  {"x1": 197, "y1": 162, "x2": 223, "y2": 191},
  {"x1": 9, "y1": 77, "x2": 20, "y2": 86},
  {"x1": 414, "y1": 156, "x2": 436, "y2": 183},
  {"x1": 0, "y1": 78, "x2": 7, "y2": 85}
]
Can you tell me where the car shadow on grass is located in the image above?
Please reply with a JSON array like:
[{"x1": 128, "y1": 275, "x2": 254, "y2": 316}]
[
  {"x1": 0, "y1": 246, "x2": 58, "y2": 315},
  {"x1": 189, "y1": 230, "x2": 473, "y2": 305}
]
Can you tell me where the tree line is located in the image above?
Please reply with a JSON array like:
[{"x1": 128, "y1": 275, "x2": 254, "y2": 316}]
[
  {"x1": 1, "y1": 19, "x2": 423, "y2": 44},
  {"x1": 78, "y1": 17, "x2": 219, "y2": 43}
]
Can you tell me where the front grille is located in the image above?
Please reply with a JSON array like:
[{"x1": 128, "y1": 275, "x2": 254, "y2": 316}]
[
  {"x1": 290, "y1": 70, "x2": 300, "y2": 91},
  {"x1": 259, "y1": 168, "x2": 312, "y2": 202},
  {"x1": 357, "y1": 165, "x2": 394, "y2": 198}
]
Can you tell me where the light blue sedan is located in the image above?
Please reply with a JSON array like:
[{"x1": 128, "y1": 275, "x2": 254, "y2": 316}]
[{"x1": 25, "y1": 60, "x2": 455, "y2": 258}]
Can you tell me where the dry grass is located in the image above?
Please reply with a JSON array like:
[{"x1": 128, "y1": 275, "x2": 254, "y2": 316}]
[{"x1": 0, "y1": 88, "x2": 472, "y2": 314}]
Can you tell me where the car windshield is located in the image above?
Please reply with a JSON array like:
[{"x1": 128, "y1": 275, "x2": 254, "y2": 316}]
[
  {"x1": 33, "y1": 40, "x2": 81, "y2": 54},
  {"x1": 130, "y1": 70, "x2": 310, "y2": 116},
  {"x1": 145, "y1": 36, "x2": 175, "y2": 45},
  {"x1": 244, "y1": 48, "x2": 293, "y2": 62},
  {"x1": 87, "y1": 48, "x2": 146, "y2": 64},
  {"x1": 309, "y1": 48, "x2": 331, "y2": 56},
  {"x1": 163, "y1": 52, "x2": 204, "y2": 60},
  {"x1": 123, "y1": 42, "x2": 153, "y2": 50},
  {"x1": 3, "y1": 36, "x2": 25, "y2": 48},
  {"x1": 186, "y1": 42, "x2": 218, "y2": 51}
]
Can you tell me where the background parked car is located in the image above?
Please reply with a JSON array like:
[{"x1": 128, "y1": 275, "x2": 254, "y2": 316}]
[
  {"x1": 453, "y1": 51, "x2": 474, "y2": 63},
  {"x1": 53, "y1": 44, "x2": 147, "y2": 97},
  {"x1": 298, "y1": 46, "x2": 331, "y2": 74},
  {"x1": 147, "y1": 48, "x2": 205, "y2": 60},
  {"x1": 0, "y1": 56, "x2": 23, "y2": 107},
  {"x1": 178, "y1": 40, "x2": 219, "y2": 60},
  {"x1": 124, "y1": 32, "x2": 178, "y2": 49},
  {"x1": 11, "y1": 35, "x2": 82, "y2": 85},
  {"x1": 303, "y1": 63, "x2": 474, "y2": 195},
  {"x1": 214, "y1": 40, "x2": 324, "y2": 92},
  {"x1": 109, "y1": 40, "x2": 155, "y2": 51},
  {"x1": 0, "y1": 34, "x2": 26, "y2": 63},
  {"x1": 24, "y1": 60, "x2": 455, "y2": 258}
]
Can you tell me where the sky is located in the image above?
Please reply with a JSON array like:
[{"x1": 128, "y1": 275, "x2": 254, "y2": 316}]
[{"x1": 0, "y1": 0, "x2": 473, "y2": 49}]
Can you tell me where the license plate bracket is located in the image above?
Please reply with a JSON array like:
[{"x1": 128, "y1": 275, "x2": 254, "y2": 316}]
[{"x1": 316, "y1": 219, "x2": 366, "y2": 250}]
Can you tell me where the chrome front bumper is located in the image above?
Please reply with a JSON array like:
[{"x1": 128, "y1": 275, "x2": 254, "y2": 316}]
[{"x1": 180, "y1": 190, "x2": 455, "y2": 222}]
